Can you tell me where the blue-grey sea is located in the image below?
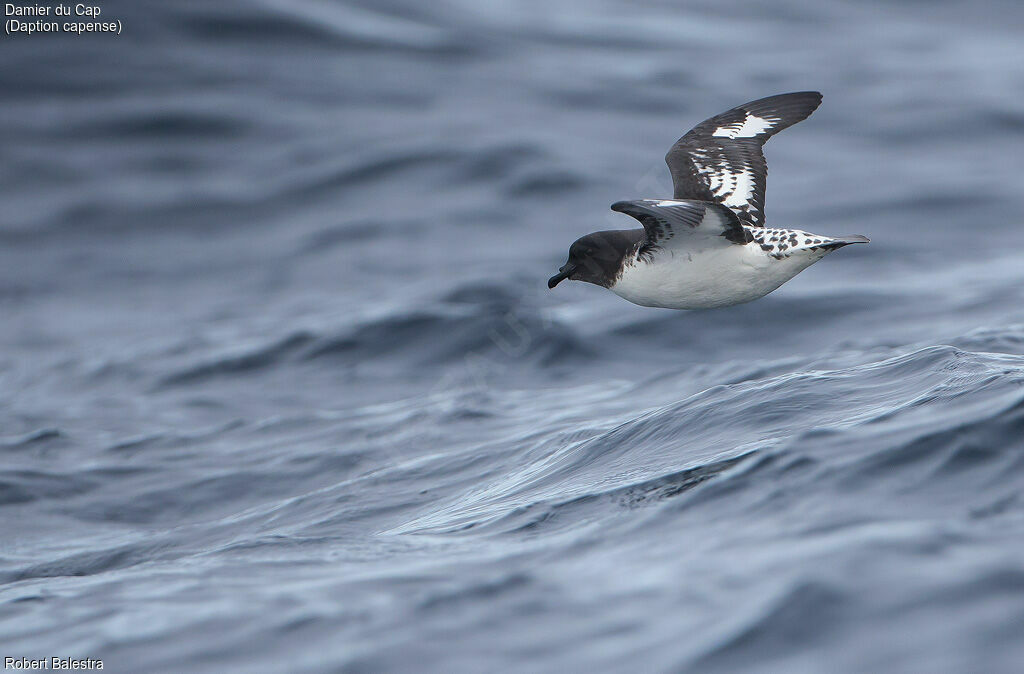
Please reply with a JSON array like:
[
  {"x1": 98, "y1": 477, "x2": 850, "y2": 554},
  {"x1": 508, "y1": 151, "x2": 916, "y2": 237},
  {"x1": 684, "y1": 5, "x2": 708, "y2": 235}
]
[{"x1": 3, "y1": 1, "x2": 1024, "y2": 671}]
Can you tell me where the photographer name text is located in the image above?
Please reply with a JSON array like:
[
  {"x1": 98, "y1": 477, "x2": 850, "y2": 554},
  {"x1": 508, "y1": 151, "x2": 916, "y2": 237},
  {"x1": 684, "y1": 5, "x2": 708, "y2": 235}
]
[{"x1": 4, "y1": 658, "x2": 103, "y2": 670}]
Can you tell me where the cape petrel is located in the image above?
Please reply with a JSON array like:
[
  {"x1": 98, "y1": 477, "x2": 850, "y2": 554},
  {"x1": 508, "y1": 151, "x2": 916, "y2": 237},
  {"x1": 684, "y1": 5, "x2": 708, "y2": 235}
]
[{"x1": 547, "y1": 92, "x2": 868, "y2": 309}]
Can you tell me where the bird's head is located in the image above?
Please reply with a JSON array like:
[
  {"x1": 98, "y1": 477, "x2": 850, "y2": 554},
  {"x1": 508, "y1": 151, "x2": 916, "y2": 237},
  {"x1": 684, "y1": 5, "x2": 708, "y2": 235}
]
[{"x1": 548, "y1": 230, "x2": 640, "y2": 289}]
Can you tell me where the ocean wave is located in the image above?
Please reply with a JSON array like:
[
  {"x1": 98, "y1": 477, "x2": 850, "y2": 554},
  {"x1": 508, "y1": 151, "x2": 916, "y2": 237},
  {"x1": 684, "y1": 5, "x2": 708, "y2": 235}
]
[
  {"x1": 158, "y1": 288, "x2": 592, "y2": 386},
  {"x1": 392, "y1": 345, "x2": 1024, "y2": 536},
  {"x1": 174, "y1": 2, "x2": 485, "y2": 56}
]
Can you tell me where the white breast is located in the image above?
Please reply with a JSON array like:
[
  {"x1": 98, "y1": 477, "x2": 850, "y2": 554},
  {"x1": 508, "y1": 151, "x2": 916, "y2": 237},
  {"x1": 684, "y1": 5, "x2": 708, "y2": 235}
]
[{"x1": 610, "y1": 242, "x2": 825, "y2": 309}]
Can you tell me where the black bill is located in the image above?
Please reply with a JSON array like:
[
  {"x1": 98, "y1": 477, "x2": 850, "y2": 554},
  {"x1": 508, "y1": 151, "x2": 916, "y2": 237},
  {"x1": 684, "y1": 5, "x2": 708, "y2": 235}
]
[{"x1": 547, "y1": 264, "x2": 575, "y2": 289}]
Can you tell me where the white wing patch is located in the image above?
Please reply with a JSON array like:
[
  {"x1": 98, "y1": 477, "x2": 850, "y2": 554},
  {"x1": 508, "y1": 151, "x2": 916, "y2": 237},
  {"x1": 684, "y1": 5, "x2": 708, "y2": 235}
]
[
  {"x1": 687, "y1": 156, "x2": 762, "y2": 224},
  {"x1": 711, "y1": 113, "x2": 775, "y2": 139},
  {"x1": 698, "y1": 161, "x2": 756, "y2": 208},
  {"x1": 721, "y1": 170, "x2": 754, "y2": 207}
]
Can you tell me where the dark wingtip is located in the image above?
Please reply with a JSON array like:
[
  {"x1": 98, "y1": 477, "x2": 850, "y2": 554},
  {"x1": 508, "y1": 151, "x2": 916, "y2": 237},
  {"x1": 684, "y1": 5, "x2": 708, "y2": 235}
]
[
  {"x1": 781, "y1": 90, "x2": 823, "y2": 102},
  {"x1": 743, "y1": 91, "x2": 824, "y2": 126},
  {"x1": 609, "y1": 201, "x2": 630, "y2": 213},
  {"x1": 802, "y1": 90, "x2": 824, "y2": 110}
]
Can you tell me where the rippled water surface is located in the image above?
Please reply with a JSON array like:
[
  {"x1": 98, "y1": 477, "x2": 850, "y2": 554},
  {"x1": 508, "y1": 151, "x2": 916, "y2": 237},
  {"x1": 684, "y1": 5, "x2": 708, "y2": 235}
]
[{"x1": 3, "y1": 0, "x2": 1024, "y2": 671}]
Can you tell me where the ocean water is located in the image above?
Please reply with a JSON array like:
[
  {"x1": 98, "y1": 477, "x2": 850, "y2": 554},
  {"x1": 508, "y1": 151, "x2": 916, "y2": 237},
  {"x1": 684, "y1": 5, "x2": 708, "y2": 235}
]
[{"x1": 3, "y1": 0, "x2": 1024, "y2": 671}]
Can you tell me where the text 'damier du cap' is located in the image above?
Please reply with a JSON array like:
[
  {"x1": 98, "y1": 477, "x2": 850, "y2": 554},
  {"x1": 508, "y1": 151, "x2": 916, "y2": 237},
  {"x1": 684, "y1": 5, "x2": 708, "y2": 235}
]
[{"x1": 5, "y1": 3, "x2": 121, "y2": 36}]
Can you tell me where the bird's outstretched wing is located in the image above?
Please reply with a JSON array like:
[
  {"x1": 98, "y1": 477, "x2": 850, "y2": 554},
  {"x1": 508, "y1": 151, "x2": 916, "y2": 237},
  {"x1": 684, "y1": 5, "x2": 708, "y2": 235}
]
[
  {"x1": 610, "y1": 199, "x2": 751, "y2": 254},
  {"x1": 664, "y1": 92, "x2": 822, "y2": 228}
]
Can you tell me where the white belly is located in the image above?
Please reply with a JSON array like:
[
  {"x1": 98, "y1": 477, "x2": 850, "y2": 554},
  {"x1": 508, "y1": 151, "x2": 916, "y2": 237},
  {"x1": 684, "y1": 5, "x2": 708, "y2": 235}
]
[{"x1": 610, "y1": 243, "x2": 826, "y2": 309}]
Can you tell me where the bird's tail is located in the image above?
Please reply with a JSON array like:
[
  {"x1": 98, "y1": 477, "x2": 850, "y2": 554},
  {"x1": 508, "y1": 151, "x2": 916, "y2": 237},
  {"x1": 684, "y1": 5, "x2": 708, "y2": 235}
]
[{"x1": 823, "y1": 234, "x2": 870, "y2": 248}]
